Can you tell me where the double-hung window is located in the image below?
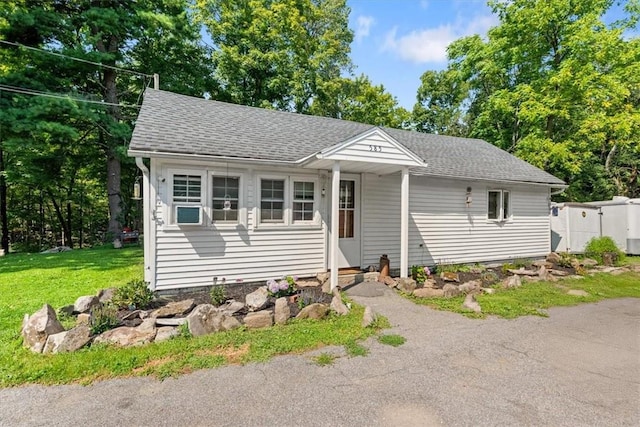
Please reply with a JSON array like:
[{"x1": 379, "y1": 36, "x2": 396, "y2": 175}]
[
  {"x1": 212, "y1": 176, "x2": 239, "y2": 222},
  {"x1": 172, "y1": 174, "x2": 203, "y2": 225},
  {"x1": 260, "y1": 179, "x2": 285, "y2": 223},
  {"x1": 292, "y1": 181, "x2": 315, "y2": 223},
  {"x1": 488, "y1": 189, "x2": 510, "y2": 221}
]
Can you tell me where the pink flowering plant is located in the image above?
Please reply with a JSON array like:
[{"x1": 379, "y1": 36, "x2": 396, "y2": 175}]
[{"x1": 266, "y1": 275, "x2": 298, "y2": 298}]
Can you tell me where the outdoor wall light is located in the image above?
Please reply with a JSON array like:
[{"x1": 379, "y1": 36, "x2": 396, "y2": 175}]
[{"x1": 466, "y1": 187, "x2": 472, "y2": 207}]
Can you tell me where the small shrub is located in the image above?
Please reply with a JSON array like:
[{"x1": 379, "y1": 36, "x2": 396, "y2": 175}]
[
  {"x1": 210, "y1": 285, "x2": 226, "y2": 306},
  {"x1": 585, "y1": 236, "x2": 625, "y2": 265},
  {"x1": 90, "y1": 304, "x2": 120, "y2": 335},
  {"x1": 411, "y1": 265, "x2": 429, "y2": 284},
  {"x1": 378, "y1": 334, "x2": 406, "y2": 347},
  {"x1": 501, "y1": 263, "x2": 517, "y2": 274},
  {"x1": 112, "y1": 279, "x2": 154, "y2": 309},
  {"x1": 266, "y1": 276, "x2": 298, "y2": 298},
  {"x1": 557, "y1": 252, "x2": 574, "y2": 268},
  {"x1": 438, "y1": 263, "x2": 470, "y2": 273},
  {"x1": 481, "y1": 270, "x2": 500, "y2": 286},
  {"x1": 178, "y1": 322, "x2": 192, "y2": 338}
]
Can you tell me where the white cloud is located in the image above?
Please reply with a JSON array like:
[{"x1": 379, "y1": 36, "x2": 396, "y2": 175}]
[
  {"x1": 355, "y1": 15, "x2": 375, "y2": 43},
  {"x1": 381, "y1": 14, "x2": 498, "y2": 64}
]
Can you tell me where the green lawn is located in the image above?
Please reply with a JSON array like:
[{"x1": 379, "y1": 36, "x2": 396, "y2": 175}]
[
  {"x1": 0, "y1": 246, "x2": 381, "y2": 387},
  {"x1": 408, "y1": 263, "x2": 640, "y2": 319}
]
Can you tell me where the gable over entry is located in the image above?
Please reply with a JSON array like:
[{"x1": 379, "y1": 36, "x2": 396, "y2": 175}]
[{"x1": 302, "y1": 128, "x2": 427, "y2": 291}]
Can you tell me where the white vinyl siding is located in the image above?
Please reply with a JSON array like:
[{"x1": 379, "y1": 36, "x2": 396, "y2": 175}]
[
  {"x1": 153, "y1": 162, "x2": 326, "y2": 290},
  {"x1": 361, "y1": 174, "x2": 551, "y2": 268}
]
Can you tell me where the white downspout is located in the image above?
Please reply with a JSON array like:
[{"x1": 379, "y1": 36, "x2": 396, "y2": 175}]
[
  {"x1": 135, "y1": 157, "x2": 153, "y2": 288},
  {"x1": 400, "y1": 167, "x2": 409, "y2": 278},
  {"x1": 330, "y1": 161, "x2": 341, "y2": 291}
]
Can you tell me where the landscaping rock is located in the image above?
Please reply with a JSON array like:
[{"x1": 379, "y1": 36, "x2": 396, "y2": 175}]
[
  {"x1": 73, "y1": 295, "x2": 100, "y2": 314},
  {"x1": 440, "y1": 272, "x2": 460, "y2": 282},
  {"x1": 412, "y1": 288, "x2": 444, "y2": 298},
  {"x1": 97, "y1": 287, "x2": 117, "y2": 303},
  {"x1": 581, "y1": 258, "x2": 598, "y2": 267},
  {"x1": 546, "y1": 252, "x2": 562, "y2": 264},
  {"x1": 532, "y1": 260, "x2": 553, "y2": 269},
  {"x1": 151, "y1": 299, "x2": 195, "y2": 318},
  {"x1": 244, "y1": 310, "x2": 273, "y2": 329},
  {"x1": 507, "y1": 268, "x2": 537, "y2": 276},
  {"x1": 443, "y1": 283, "x2": 461, "y2": 298},
  {"x1": 296, "y1": 280, "x2": 319, "y2": 288},
  {"x1": 317, "y1": 272, "x2": 330, "y2": 285},
  {"x1": 383, "y1": 276, "x2": 398, "y2": 288},
  {"x1": 296, "y1": 303, "x2": 329, "y2": 320},
  {"x1": 396, "y1": 278, "x2": 417, "y2": 293},
  {"x1": 93, "y1": 319, "x2": 157, "y2": 347},
  {"x1": 549, "y1": 269, "x2": 569, "y2": 276},
  {"x1": 218, "y1": 300, "x2": 245, "y2": 316},
  {"x1": 567, "y1": 290, "x2": 590, "y2": 297},
  {"x1": 21, "y1": 304, "x2": 65, "y2": 353},
  {"x1": 122, "y1": 310, "x2": 143, "y2": 321},
  {"x1": 362, "y1": 306, "x2": 376, "y2": 328},
  {"x1": 155, "y1": 317, "x2": 187, "y2": 327},
  {"x1": 458, "y1": 280, "x2": 482, "y2": 294},
  {"x1": 330, "y1": 295, "x2": 349, "y2": 316},
  {"x1": 481, "y1": 288, "x2": 496, "y2": 295},
  {"x1": 76, "y1": 313, "x2": 91, "y2": 326},
  {"x1": 245, "y1": 287, "x2": 269, "y2": 312},
  {"x1": 155, "y1": 326, "x2": 180, "y2": 342},
  {"x1": 462, "y1": 294, "x2": 481, "y2": 313},
  {"x1": 538, "y1": 265, "x2": 555, "y2": 281},
  {"x1": 187, "y1": 304, "x2": 240, "y2": 336},
  {"x1": 274, "y1": 297, "x2": 291, "y2": 325},
  {"x1": 322, "y1": 279, "x2": 332, "y2": 294},
  {"x1": 43, "y1": 325, "x2": 92, "y2": 354},
  {"x1": 422, "y1": 279, "x2": 437, "y2": 288},
  {"x1": 503, "y1": 275, "x2": 522, "y2": 289}
]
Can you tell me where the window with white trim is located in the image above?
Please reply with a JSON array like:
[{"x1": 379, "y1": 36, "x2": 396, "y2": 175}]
[
  {"x1": 292, "y1": 181, "x2": 315, "y2": 222},
  {"x1": 212, "y1": 176, "x2": 239, "y2": 222},
  {"x1": 488, "y1": 190, "x2": 510, "y2": 221},
  {"x1": 173, "y1": 174, "x2": 201, "y2": 203},
  {"x1": 172, "y1": 174, "x2": 203, "y2": 225},
  {"x1": 260, "y1": 179, "x2": 285, "y2": 223}
]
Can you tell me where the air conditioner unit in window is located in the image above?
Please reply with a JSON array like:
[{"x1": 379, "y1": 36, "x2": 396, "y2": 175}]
[{"x1": 175, "y1": 205, "x2": 203, "y2": 225}]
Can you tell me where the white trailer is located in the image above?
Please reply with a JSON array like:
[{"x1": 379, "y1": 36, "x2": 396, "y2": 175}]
[{"x1": 587, "y1": 197, "x2": 640, "y2": 255}]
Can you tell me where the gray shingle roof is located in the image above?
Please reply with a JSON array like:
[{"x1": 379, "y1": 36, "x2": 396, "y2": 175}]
[{"x1": 129, "y1": 89, "x2": 565, "y2": 186}]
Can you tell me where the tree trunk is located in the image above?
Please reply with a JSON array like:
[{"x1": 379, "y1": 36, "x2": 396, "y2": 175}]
[
  {"x1": 47, "y1": 190, "x2": 71, "y2": 247},
  {"x1": 106, "y1": 147, "x2": 122, "y2": 238},
  {"x1": 0, "y1": 146, "x2": 9, "y2": 253}
]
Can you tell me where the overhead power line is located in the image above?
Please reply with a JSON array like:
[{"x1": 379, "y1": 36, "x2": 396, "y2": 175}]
[
  {"x1": 0, "y1": 84, "x2": 141, "y2": 109},
  {"x1": 0, "y1": 40, "x2": 153, "y2": 78}
]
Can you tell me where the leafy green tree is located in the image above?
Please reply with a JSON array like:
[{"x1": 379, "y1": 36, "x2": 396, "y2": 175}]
[
  {"x1": 0, "y1": 0, "x2": 212, "y2": 249},
  {"x1": 311, "y1": 74, "x2": 409, "y2": 128},
  {"x1": 413, "y1": 0, "x2": 640, "y2": 200},
  {"x1": 195, "y1": 0, "x2": 353, "y2": 112}
]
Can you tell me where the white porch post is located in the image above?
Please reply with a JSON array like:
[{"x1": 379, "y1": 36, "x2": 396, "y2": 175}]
[
  {"x1": 400, "y1": 167, "x2": 409, "y2": 278},
  {"x1": 330, "y1": 161, "x2": 341, "y2": 291}
]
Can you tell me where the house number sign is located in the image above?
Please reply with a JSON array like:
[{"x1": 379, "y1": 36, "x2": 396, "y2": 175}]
[{"x1": 369, "y1": 145, "x2": 382, "y2": 152}]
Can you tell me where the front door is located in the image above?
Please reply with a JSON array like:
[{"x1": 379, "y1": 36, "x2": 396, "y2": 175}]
[{"x1": 337, "y1": 176, "x2": 361, "y2": 268}]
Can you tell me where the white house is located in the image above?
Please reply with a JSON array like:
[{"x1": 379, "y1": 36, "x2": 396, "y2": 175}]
[{"x1": 128, "y1": 89, "x2": 566, "y2": 292}]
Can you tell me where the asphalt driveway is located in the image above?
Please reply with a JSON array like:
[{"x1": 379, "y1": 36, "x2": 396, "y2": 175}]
[{"x1": 1, "y1": 283, "x2": 638, "y2": 426}]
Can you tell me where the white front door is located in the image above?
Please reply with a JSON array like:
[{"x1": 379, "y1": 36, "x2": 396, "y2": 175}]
[{"x1": 337, "y1": 176, "x2": 361, "y2": 268}]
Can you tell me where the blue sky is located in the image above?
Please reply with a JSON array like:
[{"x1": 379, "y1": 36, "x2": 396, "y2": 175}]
[{"x1": 346, "y1": 0, "x2": 633, "y2": 111}]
